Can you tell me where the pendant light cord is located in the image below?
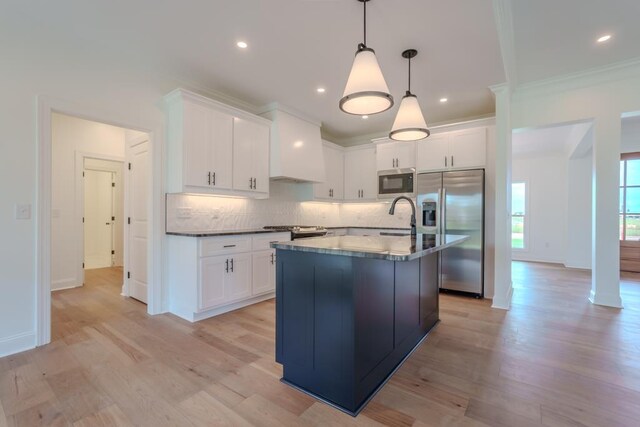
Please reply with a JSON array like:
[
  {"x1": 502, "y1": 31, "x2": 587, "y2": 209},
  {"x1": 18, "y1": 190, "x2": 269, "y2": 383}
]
[
  {"x1": 408, "y1": 56, "x2": 412, "y2": 94},
  {"x1": 363, "y1": 0, "x2": 367, "y2": 47}
]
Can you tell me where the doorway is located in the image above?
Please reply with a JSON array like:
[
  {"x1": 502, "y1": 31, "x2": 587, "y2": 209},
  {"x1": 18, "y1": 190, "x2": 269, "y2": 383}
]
[{"x1": 83, "y1": 160, "x2": 123, "y2": 271}]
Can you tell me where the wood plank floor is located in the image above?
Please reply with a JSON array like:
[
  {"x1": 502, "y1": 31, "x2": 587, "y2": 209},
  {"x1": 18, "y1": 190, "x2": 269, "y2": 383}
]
[{"x1": 2, "y1": 263, "x2": 640, "y2": 426}]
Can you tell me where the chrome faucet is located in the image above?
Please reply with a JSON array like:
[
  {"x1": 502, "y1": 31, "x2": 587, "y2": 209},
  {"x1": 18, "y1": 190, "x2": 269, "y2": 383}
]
[{"x1": 388, "y1": 196, "x2": 417, "y2": 237}]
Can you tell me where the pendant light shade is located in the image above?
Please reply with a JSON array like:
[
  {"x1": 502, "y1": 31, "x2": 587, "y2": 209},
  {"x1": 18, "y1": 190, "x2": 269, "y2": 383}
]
[
  {"x1": 389, "y1": 49, "x2": 430, "y2": 141},
  {"x1": 339, "y1": 0, "x2": 394, "y2": 115}
]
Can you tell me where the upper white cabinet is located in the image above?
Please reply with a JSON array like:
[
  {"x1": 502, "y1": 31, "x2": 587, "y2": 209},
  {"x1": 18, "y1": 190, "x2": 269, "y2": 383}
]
[
  {"x1": 376, "y1": 140, "x2": 416, "y2": 171},
  {"x1": 314, "y1": 142, "x2": 344, "y2": 200},
  {"x1": 344, "y1": 146, "x2": 377, "y2": 201},
  {"x1": 233, "y1": 117, "x2": 270, "y2": 194},
  {"x1": 165, "y1": 89, "x2": 271, "y2": 198},
  {"x1": 416, "y1": 127, "x2": 486, "y2": 172}
]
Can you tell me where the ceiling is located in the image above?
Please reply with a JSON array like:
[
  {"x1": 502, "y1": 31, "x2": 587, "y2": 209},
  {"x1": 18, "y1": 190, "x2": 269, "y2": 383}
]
[
  {"x1": 0, "y1": 0, "x2": 504, "y2": 144},
  {"x1": 511, "y1": 0, "x2": 640, "y2": 84}
]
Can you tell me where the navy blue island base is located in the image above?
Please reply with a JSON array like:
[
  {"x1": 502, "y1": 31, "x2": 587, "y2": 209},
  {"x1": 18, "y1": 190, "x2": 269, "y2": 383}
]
[{"x1": 273, "y1": 235, "x2": 450, "y2": 416}]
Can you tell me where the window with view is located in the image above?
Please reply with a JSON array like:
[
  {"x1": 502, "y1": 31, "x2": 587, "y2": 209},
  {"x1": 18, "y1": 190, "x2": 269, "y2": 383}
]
[
  {"x1": 512, "y1": 182, "x2": 526, "y2": 249},
  {"x1": 620, "y1": 155, "x2": 640, "y2": 241}
]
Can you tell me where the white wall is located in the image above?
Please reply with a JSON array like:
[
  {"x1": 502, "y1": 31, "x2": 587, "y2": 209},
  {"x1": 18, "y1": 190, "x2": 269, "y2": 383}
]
[
  {"x1": 0, "y1": 45, "x2": 168, "y2": 356},
  {"x1": 511, "y1": 154, "x2": 568, "y2": 263},
  {"x1": 565, "y1": 149, "x2": 593, "y2": 269},
  {"x1": 52, "y1": 114, "x2": 126, "y2": 290},
  {"x1": 621, "y1": 116, "x2": 640, "y2": 153}
]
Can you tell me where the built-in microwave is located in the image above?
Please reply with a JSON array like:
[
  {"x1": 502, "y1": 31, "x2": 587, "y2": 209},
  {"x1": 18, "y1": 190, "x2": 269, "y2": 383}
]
[{"x1": 377, "y1": 168, "x2": 416, "y2": 199}]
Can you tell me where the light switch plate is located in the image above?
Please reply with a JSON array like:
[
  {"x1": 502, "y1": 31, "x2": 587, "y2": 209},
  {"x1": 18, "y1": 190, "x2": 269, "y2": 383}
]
[{"x1": 16, "y1": 204, "x2": 31, "y2": 220}]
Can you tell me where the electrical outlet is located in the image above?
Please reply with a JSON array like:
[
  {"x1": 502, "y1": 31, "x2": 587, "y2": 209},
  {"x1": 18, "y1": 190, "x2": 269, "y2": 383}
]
[
  {"x1": 177, "y1": 207, "x2": 193, "y2": 219},
  {"x1": 16, "y1": 204, "x2": 31, "y2": 220}
]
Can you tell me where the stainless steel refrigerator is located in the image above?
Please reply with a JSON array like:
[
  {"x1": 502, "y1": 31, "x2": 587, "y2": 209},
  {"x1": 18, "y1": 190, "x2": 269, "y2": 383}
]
[{"x1": 417, "y1": 169, "x2": 484, "y2": 297}]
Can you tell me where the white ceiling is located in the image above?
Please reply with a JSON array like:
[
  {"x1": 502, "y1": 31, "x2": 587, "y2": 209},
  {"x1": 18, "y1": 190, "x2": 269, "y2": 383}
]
[
  {"x1": 512, "y1": 122, "x2": 592, "y2": 157},
  {"x1": 0, "y1": 0, "x2": 504, "y2": 143},
  {"x1": 511, "y1": 0, "x2": 640, "y2": 84}
]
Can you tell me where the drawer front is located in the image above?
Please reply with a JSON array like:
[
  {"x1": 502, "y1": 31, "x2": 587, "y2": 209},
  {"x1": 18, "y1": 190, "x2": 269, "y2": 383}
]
[
  {"x1": 253, "y1": 232, "x2": 291, "y2": 251},
  {"x1": 199, "y1": 236, "x2": 252, "y2": 257}
]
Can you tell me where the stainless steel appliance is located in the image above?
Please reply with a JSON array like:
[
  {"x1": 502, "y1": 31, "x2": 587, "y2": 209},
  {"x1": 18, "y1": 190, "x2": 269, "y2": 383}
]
[
  {"x1": 377, "y1": 168, "x2": 416, "y2": 199},
  {"x1": 263, "y1": 225, "x2": 328, "y2": 240},
  {"x1": 417, "y1": 169, "x2": 484, "y2": 297}
]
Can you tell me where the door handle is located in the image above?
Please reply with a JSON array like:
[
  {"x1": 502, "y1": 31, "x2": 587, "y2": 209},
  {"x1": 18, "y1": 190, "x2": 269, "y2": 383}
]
[
  {"x1": 225, "y1": 259, "x2": 229, "y2": 273},
  {"x1": 230, "y1": 258, "x2": 234, "y2": 272}
]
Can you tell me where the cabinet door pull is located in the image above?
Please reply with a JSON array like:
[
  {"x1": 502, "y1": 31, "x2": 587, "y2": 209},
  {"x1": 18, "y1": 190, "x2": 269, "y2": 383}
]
[
  {"x1": 225, "y1": 259, "x2": 229, "y2": 273},
  {"x1": 252, "y1": 177, "x2": 257, "y2": 190},
  {"x1": 445, "y1": 156, "x2": 448, "y2": 167},
  {"x1": 223, "y1": 244, "x2": 236, "y2": 248},
  {"x1": 212, "y1": 172, "x2": 216, "y2": 186},
  {"x1": 271, "y1": 253, "x2": 274, "y2": 265},
  {"x1": 451, "y1": 156, "x2": 454, "y2": 167},
  {"x1": 249, "y1": 177, "x2": 253, "y2": 189},
  {"x1": 230, "y1": 258, "x2": 234, "y2": 272},
  {"x1": 208, "y1": 172, "x2": 211, "y2": 185}
]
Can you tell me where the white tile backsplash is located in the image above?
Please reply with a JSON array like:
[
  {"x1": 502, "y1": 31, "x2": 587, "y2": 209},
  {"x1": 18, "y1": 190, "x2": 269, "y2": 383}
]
[{"x1": 166, "y1": 182, "x2": 413, "y2": 233}]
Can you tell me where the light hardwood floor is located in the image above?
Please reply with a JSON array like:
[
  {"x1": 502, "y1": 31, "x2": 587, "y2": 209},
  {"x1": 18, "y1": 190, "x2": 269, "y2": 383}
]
[{"x1": 2, "y1": 263, "x2": 640, "y2": 426}]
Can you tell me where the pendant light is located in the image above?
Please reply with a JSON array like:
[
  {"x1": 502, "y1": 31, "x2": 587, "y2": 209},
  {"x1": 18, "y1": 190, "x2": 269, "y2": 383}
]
[
  {"x1": 339, "y1": 0, "x2": 394, "y2": 116},
  {"x1": 389, "y1": 49, "x2": 430, "y2": 141}
]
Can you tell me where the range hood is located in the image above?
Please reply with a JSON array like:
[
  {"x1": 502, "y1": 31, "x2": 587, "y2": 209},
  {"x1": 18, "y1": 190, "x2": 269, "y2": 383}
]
[{"x1": 259, "y1": 104, "x2": 325, "y2": 183}]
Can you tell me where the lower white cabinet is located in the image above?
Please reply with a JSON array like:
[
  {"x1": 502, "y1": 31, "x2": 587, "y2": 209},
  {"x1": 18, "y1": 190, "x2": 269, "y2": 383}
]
[
  {"x1": 252, "y1": 250, "x2": 276, "y2": 295},
  {"x1": 167, "y1": 232, "x2": 290, "y2": 322}
]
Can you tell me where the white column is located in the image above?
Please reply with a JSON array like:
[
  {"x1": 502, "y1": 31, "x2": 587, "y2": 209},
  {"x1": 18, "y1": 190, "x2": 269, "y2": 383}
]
[
  {"x1": 591, "y1": 115, "x2": 622, "y2": 307},
  {"x1": 491, "y1": 84, "x2": 513, "y2": 309}
]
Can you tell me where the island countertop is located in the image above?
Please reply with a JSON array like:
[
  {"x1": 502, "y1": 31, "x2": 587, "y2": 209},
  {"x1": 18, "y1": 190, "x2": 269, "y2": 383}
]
[{"x1": 271, "y1": 233, "x2": 468, "y2": 262}]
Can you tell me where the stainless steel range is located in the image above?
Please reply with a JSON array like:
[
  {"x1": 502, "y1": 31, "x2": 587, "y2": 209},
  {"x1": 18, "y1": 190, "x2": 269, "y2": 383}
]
[{"x1": 264, "y1": 225, "x2": 328, "y2": 240}]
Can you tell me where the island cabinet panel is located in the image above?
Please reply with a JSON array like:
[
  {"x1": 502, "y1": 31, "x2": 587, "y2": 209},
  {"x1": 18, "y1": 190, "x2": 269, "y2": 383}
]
[
  {"x1": 276, "y1": 249, "x2": 440, "y2": 415},
  {"x1": 354, "y1": 259, "x2": 395, "y2": 382}
]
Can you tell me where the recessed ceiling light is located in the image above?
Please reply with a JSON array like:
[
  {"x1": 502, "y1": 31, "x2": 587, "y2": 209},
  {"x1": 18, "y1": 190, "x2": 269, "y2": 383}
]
[
  {"x1": 317, "y1": 87, "x2": 326, "y2": 94},
  {"x1": 362, "y1": 115, "x2": 369, "y2": 120},
  {"x1": 597, "y1": 34, "x2": 612, "y2": 43},
  {"x1": 236, "y1": 41, "x2": 248, "y2": 49},
  {"x1": 440, "y1": 98, "x2": 448, "y2": 103}
]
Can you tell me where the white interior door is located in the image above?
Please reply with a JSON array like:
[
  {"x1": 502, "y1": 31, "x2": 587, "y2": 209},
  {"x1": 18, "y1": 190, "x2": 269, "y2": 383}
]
[
  {"x1": 84, "y1": 169, "x2": 114, "y2": 269},
  {"x1": 128, "y1": 139, "x2": 149, "y2": 304}
]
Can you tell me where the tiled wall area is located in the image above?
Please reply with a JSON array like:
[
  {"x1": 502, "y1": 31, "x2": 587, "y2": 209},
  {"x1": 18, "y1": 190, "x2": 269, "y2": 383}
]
[{"x1": 166, "y1": 182, "x2": 413, "y2": 232}]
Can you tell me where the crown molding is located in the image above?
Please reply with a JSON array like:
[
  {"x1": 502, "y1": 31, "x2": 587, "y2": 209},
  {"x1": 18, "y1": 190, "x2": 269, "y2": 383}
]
[
  {"x1": 256, "y1": 102, "x2": 322, "y2": 127},
  {"x1": 515, "y1": 56, "x2": 640, "y2": 94}
]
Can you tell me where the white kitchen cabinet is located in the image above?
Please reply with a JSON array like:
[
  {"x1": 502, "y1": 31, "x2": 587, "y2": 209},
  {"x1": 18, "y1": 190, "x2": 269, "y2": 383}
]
[
  {"x1": 416, "y1": 127, "x2": 486, "y2": 172},
  {"x1": 167, "y1": 232, "x2": 290, "y2": 322},
  {"x1": 165, "y1": 89, "x2": 271, "y2": 198},
  {"x1": 314, "y1": 142, "x2": 344, "y2": 201},
  {"x1": 376, "y1": 140, "x2": 415, "y2": 171},
  {"x1": 233, "y1": 117, "x2": 270, "y2": 195},
  {"x1": 198, "y1": 255, "x2": 227, "y2": 310},
  {"x1": 345, "y1": 146, "x2": 377, "y2": 201},
  {"x1": 225, "y1": 252, "x2": 252, "y2": 302},
  {"x1": 252, "y1": 250, "x2": 276, "y2": 295}
]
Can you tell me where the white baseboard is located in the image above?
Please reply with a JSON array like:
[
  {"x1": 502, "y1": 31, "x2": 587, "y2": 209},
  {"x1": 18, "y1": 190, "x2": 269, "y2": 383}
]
[
  {"x1": 173, "y1": 293, "x2": 275, "y2": 323},
  {"x1": 589, "y1": 289, "x2": 623, "y2": 308},
  {"x1": 51, "y1": 278, "x2": 81, "y2": 291},
  {"x1": 0, "y1": 331, "x2": 36, "y2": 358},
  {"x1": 491, "y1": 282, "x2": 513, "y2": 310}
]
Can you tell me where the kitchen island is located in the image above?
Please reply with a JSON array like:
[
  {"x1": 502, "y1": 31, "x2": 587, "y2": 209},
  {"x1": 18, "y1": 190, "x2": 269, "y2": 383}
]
[{"x1": 271, "y1": 233, "x2": 468, "y2": 415}]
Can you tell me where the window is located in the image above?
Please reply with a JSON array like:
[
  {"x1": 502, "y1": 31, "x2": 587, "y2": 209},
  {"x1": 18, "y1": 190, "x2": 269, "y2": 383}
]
[
  {"x1": 512, "y1": 182, "x2": 526, "y2": 249},
  {"x1": 620, "y1": 155, "x2": 640, "y2": 241}
]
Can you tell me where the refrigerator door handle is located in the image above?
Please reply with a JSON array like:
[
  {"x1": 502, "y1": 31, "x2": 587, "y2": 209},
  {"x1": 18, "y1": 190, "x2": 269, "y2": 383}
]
[{"x1": 441, "y1": 188, "x2": 447, "y2": 235}]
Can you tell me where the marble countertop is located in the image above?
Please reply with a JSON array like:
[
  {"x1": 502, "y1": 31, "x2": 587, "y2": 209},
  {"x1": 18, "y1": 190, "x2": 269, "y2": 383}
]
[
  {"x1": 271, "y1": 234, "x2": 468, "y2": 262},
  {"x1": 166, "y1": 229, "x2": 286, "y2": 237}
]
